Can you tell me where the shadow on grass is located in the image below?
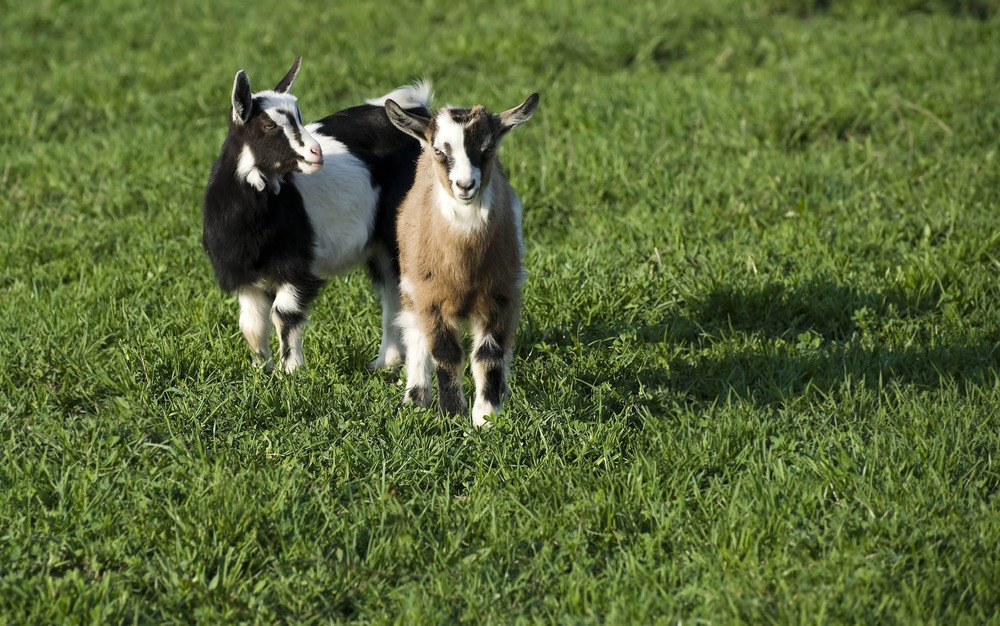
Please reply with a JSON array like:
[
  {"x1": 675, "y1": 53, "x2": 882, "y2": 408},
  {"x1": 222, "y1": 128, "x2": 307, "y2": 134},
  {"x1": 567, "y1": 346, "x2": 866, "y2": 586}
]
[
  {"x1": 666, "y1": 339, "x2": 999, "y2": 407},
  {"x1": 522, "y1": 278, "x2": 998, "y2": 417},
  {"x1": 671, "y1": 278, "x2": 942, "y2": 344}
]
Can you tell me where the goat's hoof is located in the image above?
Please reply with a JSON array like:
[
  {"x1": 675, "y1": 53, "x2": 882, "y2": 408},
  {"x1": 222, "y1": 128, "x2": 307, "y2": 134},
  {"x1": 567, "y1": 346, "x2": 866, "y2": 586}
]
[
  {"x1": 472, "y1": 415, "x2": 495, "y2": 429},
  {"x1": 437, "y1": 395, "x2": 468, "y2": 418},
  {"x1": 472, "y1": 401, "x2": 498, "y2": 429},
  {"x1": 403, "y1": 386, "x2": 432, "y2": 408},
  {"x1": 251, "y1": 355, "x2": 274, "y2": 373},
  {"x1": 369, "y1": 346, "x2": 404, "y2": 372},
  {"x1": 368, "y1": 357, "x2": 403, "y2": 374}
]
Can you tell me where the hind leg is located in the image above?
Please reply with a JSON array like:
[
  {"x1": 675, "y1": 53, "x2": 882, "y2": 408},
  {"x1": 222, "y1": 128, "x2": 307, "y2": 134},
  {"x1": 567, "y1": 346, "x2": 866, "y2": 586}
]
[
  {"x1": 238, "y1": 286, "x2": 274, "y2": 371},
  {"x1": 370, "y1": 277, "x2": 406, "y2": 371}
]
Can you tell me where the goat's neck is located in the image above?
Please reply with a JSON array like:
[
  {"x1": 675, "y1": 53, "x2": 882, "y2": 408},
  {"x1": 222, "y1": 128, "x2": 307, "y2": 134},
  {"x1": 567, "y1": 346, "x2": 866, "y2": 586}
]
[
  {"x1": 436, "y1": 180, "x2": 495, "y2": 236},
  {"x1": 219, "y1": 138, "x2": 283, "y2": 195},
  {"x1": 235, "y1": 145, "x2": 283, "y2": 194}
]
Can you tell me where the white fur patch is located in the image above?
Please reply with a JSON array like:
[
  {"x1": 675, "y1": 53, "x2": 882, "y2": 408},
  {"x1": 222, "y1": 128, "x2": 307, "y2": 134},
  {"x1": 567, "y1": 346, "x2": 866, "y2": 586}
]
[
  {"x1": 436, "y1": 184, "x2": 492, "y2": 235},
  {"x1": 472, "y1": 399, "x2": 496, "y2": 429},
  {"x1": 365, "y1": 79, "x2": 433, "y2": 110},
  {"x1": 398, "y1": 310, "x2": 432, "y2": 398},
  {"x1": 272, "y1": 284, "x2": 301, "y2": 314},
  {"x1": 238, "y1": 287, "x2": 273, "y2": 361},
  {"x1": 256, "y1": 91, "x2": 299, "y2": 115},
  {"x1": 236, "y1": 145, "x2": 267, "y2": 192},
  {"x1": 399, "y1": 276, "x2": 416, "y2": 299},
  {"x1": 434, "y1": 112, "x2": 480, "y2": 198},
  {"x1": 293, "y1": 129, "x2": 380, "y2": 278}
]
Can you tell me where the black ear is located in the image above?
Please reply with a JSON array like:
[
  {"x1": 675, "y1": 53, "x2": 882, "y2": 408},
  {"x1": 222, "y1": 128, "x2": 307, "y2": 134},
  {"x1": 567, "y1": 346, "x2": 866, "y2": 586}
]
[
  {"x1": 232, "y1": 70, "x2": 252, "y2": 125},
  {"x1": 497, "y1": 92, "x2": 539, "y2": 134},
  {"x1": 275, "y1": 56, "x2": 302, "y2": 93},
  {"x1": 385, "y1": 99, "x2": 431, "y2": 143}
]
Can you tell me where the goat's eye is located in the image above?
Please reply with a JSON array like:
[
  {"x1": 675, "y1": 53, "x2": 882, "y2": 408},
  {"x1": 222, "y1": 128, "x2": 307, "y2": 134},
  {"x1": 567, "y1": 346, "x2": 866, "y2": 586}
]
[
  {"x1": 261, "y1": 119, "x2": 277, "y2": 131},
  {"x1": 433, "y1": 147, "x2": 445, "y2": 159}
]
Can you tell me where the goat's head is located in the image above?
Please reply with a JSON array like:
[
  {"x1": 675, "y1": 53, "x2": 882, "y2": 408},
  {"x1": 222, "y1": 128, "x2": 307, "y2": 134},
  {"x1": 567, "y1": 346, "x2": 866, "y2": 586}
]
[
  {"x1": 385, "y1": 93, "x2": 538, "y2": 205},
  {"x1": 229, "y1": 57, "x2": 324, "y2": 193}
]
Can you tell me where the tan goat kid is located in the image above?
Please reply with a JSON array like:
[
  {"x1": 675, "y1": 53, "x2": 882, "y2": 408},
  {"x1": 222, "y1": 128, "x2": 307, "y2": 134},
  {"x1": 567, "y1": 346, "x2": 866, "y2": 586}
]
[{"x1": 385, "y1": 93, "x2": 539, "y2": 427}]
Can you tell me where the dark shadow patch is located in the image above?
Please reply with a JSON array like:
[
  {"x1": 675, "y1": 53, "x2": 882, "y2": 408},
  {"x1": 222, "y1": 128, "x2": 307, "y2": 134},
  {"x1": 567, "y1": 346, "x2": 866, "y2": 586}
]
[
  {"x1": 680, "y1": 278, "x2": 939, "y2": 343},
  {"x1": 519, "y1": 277, "x2": 997, "y2": 418}
]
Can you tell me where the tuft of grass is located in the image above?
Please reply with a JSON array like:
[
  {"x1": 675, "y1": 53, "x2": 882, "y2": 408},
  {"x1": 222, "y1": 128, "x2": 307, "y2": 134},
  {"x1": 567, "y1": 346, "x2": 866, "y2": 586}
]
[{"x1": 2, "y1": 0, "x2": 999, "y2": 622}]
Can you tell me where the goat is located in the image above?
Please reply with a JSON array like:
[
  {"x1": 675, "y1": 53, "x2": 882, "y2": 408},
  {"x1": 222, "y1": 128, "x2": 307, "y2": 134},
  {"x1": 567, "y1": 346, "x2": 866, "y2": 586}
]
[
  {"x1": 202, "y1": 57, "x2": 432, "y2": 373},
  {"x1": 384, "y1": 92, "x2": 539, "y2": 427}
]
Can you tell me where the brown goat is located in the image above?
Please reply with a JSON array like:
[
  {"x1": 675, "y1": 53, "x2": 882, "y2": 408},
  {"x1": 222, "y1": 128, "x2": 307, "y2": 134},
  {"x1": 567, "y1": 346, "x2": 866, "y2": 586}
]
[{"x1": 385, "y1": 93, "x2": 538, "y2": 427}]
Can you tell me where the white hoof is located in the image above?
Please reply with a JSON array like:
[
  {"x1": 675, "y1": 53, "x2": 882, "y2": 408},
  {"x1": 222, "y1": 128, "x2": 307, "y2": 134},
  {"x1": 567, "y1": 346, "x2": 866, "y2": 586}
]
[
  {"x1": 472, "y1": 401, "x2": 497, "y2": 429},
  {"x1": 369, "y1": 344, "x2": 404, "y2": 371}
]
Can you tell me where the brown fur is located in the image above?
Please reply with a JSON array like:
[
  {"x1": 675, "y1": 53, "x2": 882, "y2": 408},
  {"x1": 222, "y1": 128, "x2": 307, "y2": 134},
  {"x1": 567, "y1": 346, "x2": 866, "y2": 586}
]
[
  {"x1": 388, "y1": 94, "x2": 538, "y2": 424},
  {"x1": 397, "y1": 153, "x2": 522, "y2": 339}
]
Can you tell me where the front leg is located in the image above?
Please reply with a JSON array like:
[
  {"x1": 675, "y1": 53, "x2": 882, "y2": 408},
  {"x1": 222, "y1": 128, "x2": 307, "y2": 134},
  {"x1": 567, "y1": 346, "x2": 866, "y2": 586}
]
[
  {"x1": 430, "y1": 317, "x2": 467, "y2": 417},
  {"x1": 238, "y1": 286, "x2": 275, "y2": 371},
  {"x1": 399, "y1": 309, "x2": 433, "y2": 407},
  {"x1": 470, "y1": 305, "x2": 518, "y2": 428},
  {"x1": 271, "y1": 281, "x2": 320, "y2": 373}
]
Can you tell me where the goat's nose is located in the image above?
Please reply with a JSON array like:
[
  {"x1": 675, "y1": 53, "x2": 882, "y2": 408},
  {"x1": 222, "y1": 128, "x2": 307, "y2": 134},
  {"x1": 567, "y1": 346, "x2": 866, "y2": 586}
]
[
  {"x1": 309, "y1": 145, "x2": 322, "y2": 157},
  {"x1": 456, "y1": 179, "x2": 476, "y2": 191}
]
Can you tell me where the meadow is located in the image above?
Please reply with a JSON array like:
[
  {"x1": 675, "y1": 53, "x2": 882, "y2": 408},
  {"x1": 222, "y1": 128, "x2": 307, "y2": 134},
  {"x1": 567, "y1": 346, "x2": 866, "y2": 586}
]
[{"x1": 2, "y1": 0, "x2": 999, "y2": 622}]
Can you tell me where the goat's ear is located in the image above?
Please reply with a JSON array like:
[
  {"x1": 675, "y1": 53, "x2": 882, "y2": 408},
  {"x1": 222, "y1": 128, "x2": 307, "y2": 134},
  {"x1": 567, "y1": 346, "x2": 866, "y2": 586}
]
[
  {"x1": 385, "y1": 99, "x2": 431, "y2": 143},
  {"x1": 275, "y1": 56, "x2": 302, "y2": 93},
  {"x1": 497, "y1": 92, "x2": 539, "y2": 135},
  {"x1": 232, "y1": 70, "x2": 252, "y2": 125}
]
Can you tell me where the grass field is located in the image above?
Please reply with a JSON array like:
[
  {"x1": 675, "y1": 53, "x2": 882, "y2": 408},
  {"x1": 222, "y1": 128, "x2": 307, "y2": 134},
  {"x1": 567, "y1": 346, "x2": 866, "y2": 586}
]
[{"x1": 2, "y1": 0, "x2": 1000, "y2": 622}]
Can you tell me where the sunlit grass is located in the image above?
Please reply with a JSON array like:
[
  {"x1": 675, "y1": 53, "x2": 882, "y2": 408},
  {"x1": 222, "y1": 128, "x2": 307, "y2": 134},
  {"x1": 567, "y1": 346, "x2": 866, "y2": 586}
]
[{"x1": 1, "y1": 0, "x2": 999, "y2": 622}]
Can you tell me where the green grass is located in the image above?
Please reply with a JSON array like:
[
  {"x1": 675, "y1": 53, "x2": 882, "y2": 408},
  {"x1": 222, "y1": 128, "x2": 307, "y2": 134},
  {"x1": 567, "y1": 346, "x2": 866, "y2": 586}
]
[{"x1": 2, "y1": 0, "x2": 1000, "y2": 622}]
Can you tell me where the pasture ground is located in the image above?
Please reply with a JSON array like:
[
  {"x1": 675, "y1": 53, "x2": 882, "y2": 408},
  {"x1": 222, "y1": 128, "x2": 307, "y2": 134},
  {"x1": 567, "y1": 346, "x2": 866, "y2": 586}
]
[{"x1": 2, "y1": 0, "x2": 999, "y2": 622}]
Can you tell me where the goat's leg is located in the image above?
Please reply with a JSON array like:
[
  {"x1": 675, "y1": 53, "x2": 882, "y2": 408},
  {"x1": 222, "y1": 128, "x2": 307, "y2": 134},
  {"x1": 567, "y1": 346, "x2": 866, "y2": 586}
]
[
  {"x1": 238, "y1": 286, "x2": 274, "y2": 371},
  {"x1": 399, "y1": 309, "x2": 433, "y2": 407},
  {"x1": 271, "y1": 281, "x2": 320, "y2": 373},
  {"x1": 370, "y1": 275, "x2": 406, "y2": 371},
  {"x1": 470, "y1": 305, "x2": 519, "y2": 428},
  {"x1": 430, "y1": 317, "x2": 467, "y2": 417}
]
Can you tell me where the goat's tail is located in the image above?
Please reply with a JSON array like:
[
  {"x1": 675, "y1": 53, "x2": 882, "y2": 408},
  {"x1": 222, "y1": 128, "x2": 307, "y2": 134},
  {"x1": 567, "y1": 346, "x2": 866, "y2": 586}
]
[{"x1": 366, "y1": 79, "x2": 433, "y2": 111}]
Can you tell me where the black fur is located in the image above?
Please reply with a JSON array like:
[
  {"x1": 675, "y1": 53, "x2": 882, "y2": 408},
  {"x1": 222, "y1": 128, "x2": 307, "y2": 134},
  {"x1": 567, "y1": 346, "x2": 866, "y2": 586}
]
[
  {"x1": 481, "y1": 365, "x2": 505, "y2": 406},
  {"x1": 436, "y1": 367, "x2": 467, "y2": 416},
  {"x1": 202, "y1": 72, "x2": 430, "y2": 371},
  {"x1": 203, "y1": 102, "x2": 426, "y2": 295},
  {"x1": 203, "y1": 145, "x2": 317, "y2": 293},
  {"x1": 473, "y1": 338, "x2": 505, "y2": 364}
]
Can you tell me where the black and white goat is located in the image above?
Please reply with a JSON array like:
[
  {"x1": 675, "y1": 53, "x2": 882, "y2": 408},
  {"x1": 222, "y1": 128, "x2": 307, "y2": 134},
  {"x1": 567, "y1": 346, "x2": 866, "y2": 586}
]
[
  {"x1": 202, "y1": 57, "x2": 431, "y2": 372},
  {"x1": 385, "y1": 92, "x2": 539, "y2": 427}
]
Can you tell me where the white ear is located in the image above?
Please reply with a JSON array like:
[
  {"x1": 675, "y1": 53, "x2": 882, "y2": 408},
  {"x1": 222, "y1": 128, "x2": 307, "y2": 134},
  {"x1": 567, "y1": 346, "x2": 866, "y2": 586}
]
[{"x1": 232, "y1": 70, "x2": 252, "y2": 125}]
